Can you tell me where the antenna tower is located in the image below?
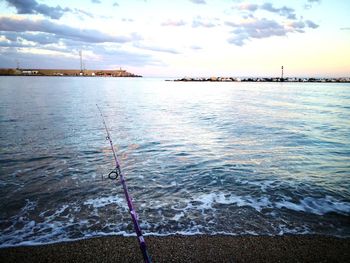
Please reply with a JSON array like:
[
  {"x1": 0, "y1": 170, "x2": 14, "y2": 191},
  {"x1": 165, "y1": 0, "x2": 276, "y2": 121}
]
[{"x1": 79, "y1": 50, "x2": 83, "y2": 73}]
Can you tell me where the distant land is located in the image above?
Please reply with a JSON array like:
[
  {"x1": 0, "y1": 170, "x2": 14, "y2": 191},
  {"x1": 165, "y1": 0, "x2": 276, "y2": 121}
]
[
  {"x1": 0, "y1": 68, "x2": 142, "y2": 77},
  {"x1": 172, "y1": 76, "x2": 350, "y2": 83}
]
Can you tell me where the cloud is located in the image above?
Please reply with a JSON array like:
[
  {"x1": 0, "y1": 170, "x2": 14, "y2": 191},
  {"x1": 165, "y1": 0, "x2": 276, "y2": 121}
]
[
  {"x1": 192, "y1": 17, "x2": 218, "y2": 28},
  {"x1": 4, "y1": 0, "x2": 71, "y2": 20},
  {"x1": 161, "y1": 19, "x2": 186, "y2": 27},
  {"x1": 87, "y1": 46, "x2": 162, "y2": 67},
  {"x1": 305, "y1": 20, "x2": 319, "y2": 29},
  {"x1": 4, "y1": 0, "x2": 94, "y2": 20},
  {"x1": 226, "y1": 18, "x2": 286, "y2": 46},
  {"x1": 91, "y1": 0, "x2": 101, "y2": 3},
  {"x1": 0, "y1": 47, "x2": 76, "y2": 68},
  {"x1": 73, "y1": 9, "x2": 94, "y2": 19},
  {"x1": 189, "y1": 0, "x2": 206, "y2": 4},
  {"x1": 113, "y1": 2, "x2": 119, "y2": 7},
  {"x1": 190, "y1": 45, "x2": 202, "y2": 50},
  {"x1": 261, "y1": 3, "x2": 296, "y2": 20},
  {"x1": 122, "y1": 18, "x2": 134, "y2": 22},
  {"x1": 134, "y1": 43, "x2": 180, "y2": 54},
  {"x1": 234, "y1": 2, "x2": 296, "y2": 20},
  {"x1": 0, "y1": 44, "x2": 160, "y2": 69},
  {"x1": 287, "y1": 21, "x2": 306, "y2": 33},
  {"x1": 237, "y1": 3, "x2": 258, "y2": 12},
  {"x1": 305, "y1": 0, "x2": 321, "y2": 9},
  {"x1": 0, "y1": 35, "x2": 162, "y2": 69},
  {"x1": 225, "y1": 17, "x2": 319, "y2": 46},
  {"x1": 1, "y1": 31, "x2": 61, "y2": 46},
  {"x1": 229, "y1": 1, "x2": 318, "y2": 46},
  {"x1": 0, "y1": 16, "x2": 142, "y2": 44}
]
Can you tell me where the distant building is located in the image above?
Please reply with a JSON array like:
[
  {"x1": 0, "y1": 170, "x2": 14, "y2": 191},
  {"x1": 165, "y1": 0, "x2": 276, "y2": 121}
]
[{"x1": 21, "y1": 70, "x2": 39, "y2": 75}]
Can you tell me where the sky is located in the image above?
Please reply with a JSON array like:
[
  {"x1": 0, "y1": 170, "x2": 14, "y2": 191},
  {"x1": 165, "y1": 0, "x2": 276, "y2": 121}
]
[{"x1": 0, "y1": 0, "x2": 349, "y2": 77}]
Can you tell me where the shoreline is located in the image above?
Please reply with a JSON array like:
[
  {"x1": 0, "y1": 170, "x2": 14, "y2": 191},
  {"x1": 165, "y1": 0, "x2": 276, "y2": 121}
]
[
  {"x1": 170, "y1": 77, "x2": 350, "y2": 83},
  {"x1": 1, "y1": 234, "x2": 349, "y2": 262},
  {"x1": 0, "y1": 68, "x2": 142, "y2": 77}
]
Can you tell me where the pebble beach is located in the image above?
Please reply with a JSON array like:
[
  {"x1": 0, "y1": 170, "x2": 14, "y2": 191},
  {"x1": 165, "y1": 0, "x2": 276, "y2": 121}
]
[{"x1": 1, "y1": 235, "x2": 349, "y2": 262}]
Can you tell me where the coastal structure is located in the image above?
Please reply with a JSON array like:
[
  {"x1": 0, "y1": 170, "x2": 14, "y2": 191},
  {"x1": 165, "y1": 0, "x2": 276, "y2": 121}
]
[
  {"x1": 79, "y1": 50, "x2": 83, "y2": 74},
  {"x1": 0, "y1": 68, "x2": 142, "y2": 77},
  {"x1": 172, "y1": 76, "x2": 350, "y2": 83},
  {"x1": 171, "y1": 66, "x2": 350, "y2": 83}
]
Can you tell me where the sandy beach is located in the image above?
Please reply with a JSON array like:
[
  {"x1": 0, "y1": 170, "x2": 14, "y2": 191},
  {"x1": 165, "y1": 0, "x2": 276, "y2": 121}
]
[{"x1": 1, "y1": 235, "x2": 349, "y2": 262}]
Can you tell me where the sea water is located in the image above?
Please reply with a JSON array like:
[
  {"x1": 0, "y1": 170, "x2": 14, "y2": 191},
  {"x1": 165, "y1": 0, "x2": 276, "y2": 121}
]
[{"x1": 0, "y1": 76, "x2": 349, "y2": 247}]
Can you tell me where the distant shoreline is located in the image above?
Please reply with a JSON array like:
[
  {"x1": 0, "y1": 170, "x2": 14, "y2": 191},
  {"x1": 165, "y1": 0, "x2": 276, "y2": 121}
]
[
  {"x1": 0, "y1": 68, "x2": 142, "y2": 77},
  {"x1": 170, "y1": 76, "x2": 350, "y2": 83},
  {"x1": 0, "y1": 75, "x2": 142, "y2": 78}
]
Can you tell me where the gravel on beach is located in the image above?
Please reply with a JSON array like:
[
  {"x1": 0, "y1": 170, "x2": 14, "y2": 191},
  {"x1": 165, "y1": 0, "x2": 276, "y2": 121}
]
[{"x1": 1, "y1": 235, "x2": 349, "y2": 262}]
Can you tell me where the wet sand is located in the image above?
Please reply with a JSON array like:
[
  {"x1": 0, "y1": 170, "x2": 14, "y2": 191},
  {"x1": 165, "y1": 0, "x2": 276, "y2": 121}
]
[{"x1": 1, "y1": 235, "x2": 349, "y2": 262}]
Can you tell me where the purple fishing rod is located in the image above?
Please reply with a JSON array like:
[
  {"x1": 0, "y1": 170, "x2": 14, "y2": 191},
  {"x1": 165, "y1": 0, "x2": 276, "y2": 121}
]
[{"x1": 97, "y1": 104, "x2": 151, "y2": 263}]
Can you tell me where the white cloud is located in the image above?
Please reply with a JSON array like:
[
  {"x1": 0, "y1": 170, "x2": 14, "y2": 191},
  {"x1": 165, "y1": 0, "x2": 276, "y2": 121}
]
[
  {"x1": 189, "y1": 0, "x2": 206, "y2": 4},
  {"x1": 233, "y1": 2, "x2": 296, "y2": 20},
  {"x1": 0, "y1": 16, "x2": 142, "y2": 44},
  {"x1": 226, "y1": 17, "x2": 319, "y2": 46},
  {"x1": 190, "y1": 45, "x2": 202, "y2": 50},
  {"x1": 134, "y1": 43, "x2": 180, "y2": 54},
  {"x1": 192, "y1": 16, "x2": 218, "y2": 28},
  {"x1": 4, "y1": 0, "x2": 71, "y2": 20},
  {"x1": 261, "y1": 3, "x2": 296, "y2": 20},
  {"x1": 161, "y1": 19, "x2": 187, "y2": 27},
  {"x1": 305, "y1": 0, "x2": 321, "y2": 9},
  {"x1": 236, "y1": 3, "x2": 258, "y2": 12}
]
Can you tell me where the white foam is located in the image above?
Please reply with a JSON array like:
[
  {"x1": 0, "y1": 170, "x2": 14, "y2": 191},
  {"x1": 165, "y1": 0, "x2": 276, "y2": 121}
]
[
  {"x1": 171, "y1": 212, "x2": 185, "y2": 221},
  {"x1": 192, "y1": 192, "x2": 350, "y2": 215},
  {"x1": 39, "y1": 204, "x2": 69, "y2": 219},
  {"x1": 1, "y1": 192, "x2": 349, "y2": 248},
  {"x1": 23, "y1": 199, "x2": 37, "y2": 213},
  {"x1": 276, "y1": 196, "x2": 350, "y2": 215},
  {"x1": 276, "y1": 224, "x2": 311, "y2": 235},
  {"x1": 83, "y1": 196, "x2": 126, "y2": 209},
  {"x1": 193, "y1": 192, "x2": 272, "y2": 212}
]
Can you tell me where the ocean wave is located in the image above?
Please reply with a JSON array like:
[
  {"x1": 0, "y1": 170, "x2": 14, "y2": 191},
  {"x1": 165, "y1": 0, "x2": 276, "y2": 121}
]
[
  {"x1": 83, "y1": 196, "x2": 126, "y2": 209},
  {"x1": 190, "y1": 192, "x2": 350, "y2": 216},
  {"x1": 275, "y1": 196, "x2": 350, "y2": 215},
  {"x1": 1, "y1": 192, "x2": 349, "y2": 248}
]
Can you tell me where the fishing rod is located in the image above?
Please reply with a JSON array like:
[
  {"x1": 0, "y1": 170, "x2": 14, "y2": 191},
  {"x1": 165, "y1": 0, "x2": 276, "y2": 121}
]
[{"x1": 96, "y1": 104, "x2": 151, "y2": 263}]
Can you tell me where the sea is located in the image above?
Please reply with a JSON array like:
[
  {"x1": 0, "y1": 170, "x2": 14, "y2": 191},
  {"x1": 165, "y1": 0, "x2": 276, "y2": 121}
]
[{"x1": 0, "y1": 76, "x2": 349, "y2": 247}]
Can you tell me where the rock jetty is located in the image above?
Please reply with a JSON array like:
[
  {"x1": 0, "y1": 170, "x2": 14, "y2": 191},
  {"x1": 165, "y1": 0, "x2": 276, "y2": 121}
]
[{"x1": 172, "y1": 76, "x2": 350, "y2": 83}]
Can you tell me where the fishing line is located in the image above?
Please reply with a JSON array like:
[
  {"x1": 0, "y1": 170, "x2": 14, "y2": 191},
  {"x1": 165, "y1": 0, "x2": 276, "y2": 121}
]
[{"x1": 97, "y1": 104, "x2": 151, "y2": 263}]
